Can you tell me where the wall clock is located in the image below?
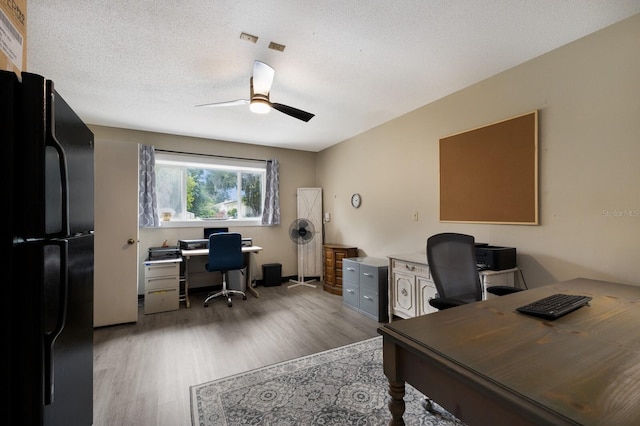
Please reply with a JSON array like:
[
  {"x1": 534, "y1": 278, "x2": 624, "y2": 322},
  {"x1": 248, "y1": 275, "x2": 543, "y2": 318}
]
[{"x1": 351, "y1": 193, "x2": 361, "y2": 208}]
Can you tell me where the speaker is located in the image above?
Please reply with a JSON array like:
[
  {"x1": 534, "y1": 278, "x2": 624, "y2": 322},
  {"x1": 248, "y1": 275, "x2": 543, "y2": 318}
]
[{"x1": 262, "y1": 263, "x2": 282, "y2": 287}]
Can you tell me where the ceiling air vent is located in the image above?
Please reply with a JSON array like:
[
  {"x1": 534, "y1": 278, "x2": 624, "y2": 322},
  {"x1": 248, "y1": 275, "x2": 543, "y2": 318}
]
[{"x1": 268, "y1": 42, "x2": 286, "y2": 52}]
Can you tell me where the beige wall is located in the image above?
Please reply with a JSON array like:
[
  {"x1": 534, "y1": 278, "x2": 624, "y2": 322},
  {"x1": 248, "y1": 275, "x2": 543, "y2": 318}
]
[
  {"x1": 90, "y1": 126, "x2": 317, "y2": 291},
  {"x1": 316, "y1": 14, "x2": 640, "y2": 288}
]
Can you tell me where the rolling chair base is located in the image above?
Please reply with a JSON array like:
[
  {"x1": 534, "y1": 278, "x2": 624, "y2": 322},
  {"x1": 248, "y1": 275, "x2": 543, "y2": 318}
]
[{"x1": 204, "y1": 289, "x2": 247, "y2": 308}]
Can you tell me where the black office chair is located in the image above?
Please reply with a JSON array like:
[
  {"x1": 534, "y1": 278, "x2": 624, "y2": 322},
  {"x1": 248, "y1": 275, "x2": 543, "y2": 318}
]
[
  {"x1": 427, "y1": 232, "x2": 522, "y2": 311},
  {"x1": 203, "y1": 232, "x2": 247, "y2": 308}
]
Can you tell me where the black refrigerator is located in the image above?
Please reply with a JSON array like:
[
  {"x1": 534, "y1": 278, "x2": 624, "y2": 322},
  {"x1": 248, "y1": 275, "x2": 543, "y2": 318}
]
[{"x1": 1, "y1": 70, "x2": 94, "y2": 425}]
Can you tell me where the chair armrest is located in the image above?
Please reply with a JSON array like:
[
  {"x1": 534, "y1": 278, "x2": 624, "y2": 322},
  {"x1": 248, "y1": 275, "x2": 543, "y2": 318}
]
[
  {"x1": 486, "y1": 285, "x2": 523, "y2": 296},
  {"x1": 428, "y1": 297, "x2": 467, "y2": 311}
]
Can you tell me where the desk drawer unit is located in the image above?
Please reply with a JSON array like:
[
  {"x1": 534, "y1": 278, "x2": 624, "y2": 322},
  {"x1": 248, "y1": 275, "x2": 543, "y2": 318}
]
[
  {"x1": 143, "y1": 259, "x2": 181, "y2": 314},
  {"x1": 342, "y1": 257, "x2": 388, "y2": 322}
]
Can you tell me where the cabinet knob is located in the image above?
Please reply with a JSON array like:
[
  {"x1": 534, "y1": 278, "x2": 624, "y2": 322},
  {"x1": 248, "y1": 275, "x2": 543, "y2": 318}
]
[
  {"x1": 127, "y1": 238, "x2": 136, "y2": 245},
  {"x1": 401, "y1": 288, "x2": 408, "y2": 296}
]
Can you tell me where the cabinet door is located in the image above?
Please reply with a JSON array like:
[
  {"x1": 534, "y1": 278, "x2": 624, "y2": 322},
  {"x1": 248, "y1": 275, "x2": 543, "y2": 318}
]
[
  {"x1": 391, "y1": 271, "x2": 416, "y2": 318},
  {"x1": 417, "y1": 276, "x2": 438, "y2": 316}
]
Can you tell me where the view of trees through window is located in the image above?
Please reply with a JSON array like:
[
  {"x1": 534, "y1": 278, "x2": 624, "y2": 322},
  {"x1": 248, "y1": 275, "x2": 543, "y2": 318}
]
[{"x1": 155, "y1": 154, "x2": 265, "y2": 222}]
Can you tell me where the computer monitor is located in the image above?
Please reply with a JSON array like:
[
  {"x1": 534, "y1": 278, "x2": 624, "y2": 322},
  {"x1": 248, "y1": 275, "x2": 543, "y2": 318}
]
[{"x1": 204, "y1": 227, "x2": 229, "y2": 239}]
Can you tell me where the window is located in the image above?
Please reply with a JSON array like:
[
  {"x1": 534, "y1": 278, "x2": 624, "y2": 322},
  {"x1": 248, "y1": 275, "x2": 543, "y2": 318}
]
[{"x1": 155, "y1": 152, "x2": 266, "y2": 225}]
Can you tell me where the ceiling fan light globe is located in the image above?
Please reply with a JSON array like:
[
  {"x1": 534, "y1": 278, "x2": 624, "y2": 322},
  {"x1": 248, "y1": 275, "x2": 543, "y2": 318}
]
[{"x1": 250, "y1": 99, "x2": 271, "y2": 114}]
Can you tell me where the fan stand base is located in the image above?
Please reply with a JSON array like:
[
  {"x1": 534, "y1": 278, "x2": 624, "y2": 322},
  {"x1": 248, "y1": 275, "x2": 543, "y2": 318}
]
[{"x1": 288, "y1": 278, "x2": 317, "y2": 289}]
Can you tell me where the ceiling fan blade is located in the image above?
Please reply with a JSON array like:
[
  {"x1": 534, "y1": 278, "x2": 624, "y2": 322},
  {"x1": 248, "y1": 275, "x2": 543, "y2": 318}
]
[
  {"x1": 271, "y1": 103, "x2": 315, "y2": 122},
  {"x1": 196, "y1": 99, "x2": 249, "y2": 108},
  {"x1": 252, "y1": 61, "x2": 275, "y2": 95}
]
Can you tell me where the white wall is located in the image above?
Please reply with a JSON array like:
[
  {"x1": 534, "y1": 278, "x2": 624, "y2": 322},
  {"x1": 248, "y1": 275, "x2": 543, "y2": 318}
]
[{"x1": 316, "y1": 14, "x2": 640, "y2": 288}]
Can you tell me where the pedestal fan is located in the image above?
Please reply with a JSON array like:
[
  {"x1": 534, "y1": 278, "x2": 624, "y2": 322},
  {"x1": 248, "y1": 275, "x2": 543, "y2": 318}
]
[{"x1": 288, "y1": 218, "x2": 318, "y2": 289}]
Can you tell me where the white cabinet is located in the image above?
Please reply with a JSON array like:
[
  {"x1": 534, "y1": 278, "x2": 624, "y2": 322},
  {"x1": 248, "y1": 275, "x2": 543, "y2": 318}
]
[
  {"x1": 143, "y1": 258, "x2": 181, "y2": 314},
  {"x1": 388, "y1": 254, "x2": 437, "y2": 320},
  {"x1": 388, "y1": 253, "x2": 517, "y2": 320}
]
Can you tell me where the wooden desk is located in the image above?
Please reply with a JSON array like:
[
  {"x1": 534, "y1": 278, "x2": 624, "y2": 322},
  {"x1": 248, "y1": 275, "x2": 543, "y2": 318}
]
[
  {"x1": 378, "y1": 278, "x2": 640, "y2": 425},
  {"x1": 181, "y1": 245, "x2": 263, "y2": 307}
]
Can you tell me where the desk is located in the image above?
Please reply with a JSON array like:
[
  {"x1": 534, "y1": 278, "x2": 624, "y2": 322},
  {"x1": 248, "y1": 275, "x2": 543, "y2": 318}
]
[
  {"x1": 379, "y1": 278, "x2": 640, "y2": 425},
  {"x1": 181, "y1": 245, "x2": 263, "y2": 307}
]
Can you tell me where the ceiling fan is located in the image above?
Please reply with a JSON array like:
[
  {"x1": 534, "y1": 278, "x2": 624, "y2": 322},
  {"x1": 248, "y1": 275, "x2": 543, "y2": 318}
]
[{"x1": 196, "y1": 60, "x2": 315, "y2": 122}]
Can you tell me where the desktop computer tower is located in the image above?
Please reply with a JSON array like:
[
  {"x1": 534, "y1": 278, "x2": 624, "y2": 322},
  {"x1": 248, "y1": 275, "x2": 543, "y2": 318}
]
[{"x1": 262, "y1": 263, "x2": 282, "y2": 287}]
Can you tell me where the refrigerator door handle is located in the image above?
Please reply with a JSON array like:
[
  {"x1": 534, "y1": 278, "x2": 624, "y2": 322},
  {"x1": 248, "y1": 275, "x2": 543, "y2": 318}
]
[
  {"x1": 46, "y1": 80, "x2": 71, "y2": 237},
  {"x1": 43, "y1": 239, "x2": 69, "y2": 405}
]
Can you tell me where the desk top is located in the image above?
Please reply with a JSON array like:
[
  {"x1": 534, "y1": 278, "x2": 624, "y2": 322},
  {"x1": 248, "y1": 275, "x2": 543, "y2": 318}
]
[
  {"x1": 379, "y1": 278, "x2": 640, "y2": 425},
  {"x1": 181, "y1": 245, "x2": 263, "y2": 257}
]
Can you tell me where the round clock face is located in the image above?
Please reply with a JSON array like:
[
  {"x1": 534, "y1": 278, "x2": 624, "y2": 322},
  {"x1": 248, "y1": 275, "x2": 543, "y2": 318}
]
[{"x1": 351, "y1": 193, "x2": 361, "y2": 208}]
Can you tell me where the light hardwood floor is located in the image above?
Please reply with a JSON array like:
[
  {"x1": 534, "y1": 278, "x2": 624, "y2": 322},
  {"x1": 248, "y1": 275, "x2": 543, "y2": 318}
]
[{"x1": 93, "y1": 283, "x2": 382, "y2": 426}]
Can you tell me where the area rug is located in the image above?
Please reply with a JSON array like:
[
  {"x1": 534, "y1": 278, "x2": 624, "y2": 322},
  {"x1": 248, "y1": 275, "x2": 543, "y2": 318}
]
[{"x1": 190, "y1": 336, "x2": 465, "y2": 425}]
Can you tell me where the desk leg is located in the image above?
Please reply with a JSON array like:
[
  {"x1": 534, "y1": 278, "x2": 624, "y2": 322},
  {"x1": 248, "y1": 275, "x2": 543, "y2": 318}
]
[
  {"x1": 383, "y1": 338, "x2": 406, "y2": 425},
  {"x1": 183, "y1": 256, "x2": 191, "y2": 308},
  {"x1": 388, "y1": 380, "x2": 406, "y2": 426},
  {"x1": 244, "y1": 252, "x2": 260, "y2": 298}
]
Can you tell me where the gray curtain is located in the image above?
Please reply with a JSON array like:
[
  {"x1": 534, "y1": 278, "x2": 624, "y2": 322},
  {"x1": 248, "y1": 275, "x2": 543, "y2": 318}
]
[
  {"x1": 261, "y1": 158, "x2": 280, "y2": 225},
  {"x1": 139, "y1": 144, "x2": 159, "y2": 227}
]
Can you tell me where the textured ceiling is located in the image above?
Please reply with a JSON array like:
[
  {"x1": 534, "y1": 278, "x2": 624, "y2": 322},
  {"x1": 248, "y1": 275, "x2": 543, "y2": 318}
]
[{"x1": 26, "y1": 1, "x2": 640, "y2": 152}]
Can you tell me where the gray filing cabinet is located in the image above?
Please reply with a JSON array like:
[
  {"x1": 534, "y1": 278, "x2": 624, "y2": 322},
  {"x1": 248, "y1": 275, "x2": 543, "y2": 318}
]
[
  {"x1": 342, "y1": 257, "x2": 389, "y2": 322},
  {"x1": 143, "y1": 258, "x2": 181, "y2": 314}
]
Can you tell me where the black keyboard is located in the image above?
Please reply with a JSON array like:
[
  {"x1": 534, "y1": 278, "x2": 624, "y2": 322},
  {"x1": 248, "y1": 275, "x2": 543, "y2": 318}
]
[{"x1": 516, "y1": 293, "x2": 592, "y2": 320}]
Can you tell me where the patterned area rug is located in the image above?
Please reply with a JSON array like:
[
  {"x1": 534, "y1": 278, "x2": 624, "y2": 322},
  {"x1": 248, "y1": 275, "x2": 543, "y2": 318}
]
[{"x1": 190, "y1": 336, "x2": 465, "y2": 425}]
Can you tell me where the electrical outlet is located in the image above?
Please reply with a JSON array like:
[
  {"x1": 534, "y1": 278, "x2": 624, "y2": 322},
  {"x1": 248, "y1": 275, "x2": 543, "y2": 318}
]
[{"x1": 412, "y1": 210, "x2": 419, "y2": 222}]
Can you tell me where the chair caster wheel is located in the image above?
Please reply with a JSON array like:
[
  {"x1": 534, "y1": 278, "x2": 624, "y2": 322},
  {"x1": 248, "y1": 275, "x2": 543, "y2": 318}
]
[
  {"x1": 227, "y1": 303, "x2": 232, "y2": 307},
  {"x1": 423, "y1": 397, "x2": 434, "y2": 412},
  {"x1": 204, "y1": 304, "x2": 208, "y2": 308},
  {"x1": 243, "y1": 295, "x2": 247, "y2": 300}
]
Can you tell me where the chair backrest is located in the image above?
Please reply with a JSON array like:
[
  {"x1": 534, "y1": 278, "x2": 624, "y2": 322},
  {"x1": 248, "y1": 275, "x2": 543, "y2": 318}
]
[
  {"x1": 426, "y1": 233, "x2": 482, "y2": 303},
  {"x1": 206, "y1": 232, "x2": 245, "y2": 273}
]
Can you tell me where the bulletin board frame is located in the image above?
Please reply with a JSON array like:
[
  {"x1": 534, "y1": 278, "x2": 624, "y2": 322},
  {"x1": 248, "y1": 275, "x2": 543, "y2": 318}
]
[{"x1": 439, "y1": 111, "x2": 538, "y2": 225}]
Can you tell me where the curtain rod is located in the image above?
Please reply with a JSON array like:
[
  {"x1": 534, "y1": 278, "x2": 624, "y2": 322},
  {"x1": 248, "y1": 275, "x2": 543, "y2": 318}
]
[{"x1": 155, "y1": 148, "x2": 271, "y2": 163}]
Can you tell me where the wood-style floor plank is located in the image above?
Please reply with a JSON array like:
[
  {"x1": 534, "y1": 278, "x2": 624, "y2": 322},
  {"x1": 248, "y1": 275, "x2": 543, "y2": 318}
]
[{"x1": 93, "y1": 283, "x2": 382, "y2": 425}]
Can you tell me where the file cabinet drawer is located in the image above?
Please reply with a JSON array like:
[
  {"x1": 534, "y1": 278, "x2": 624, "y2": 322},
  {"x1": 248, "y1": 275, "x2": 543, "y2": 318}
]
[
  {"x1": 145, "y1": 288, "x2": 179, "y2": 314},
  {"x1": 144, "y1": 262, "x2": 180, "y2": 278},
  {"x1": 343, "y1": 262, "x2": 359, "y2": 283},
  {"x1": 360, "y1": 288, "x2": 380, "y2": 318},
  {"x1": 343, "y1": 282, "x2": 359, "y2": 308},
  {"x1": 145, "y1": 275, "x2": 179, "y2": 292},
  {"x1": 359, "y1": 264, "x2": 380, "y2": 291}
]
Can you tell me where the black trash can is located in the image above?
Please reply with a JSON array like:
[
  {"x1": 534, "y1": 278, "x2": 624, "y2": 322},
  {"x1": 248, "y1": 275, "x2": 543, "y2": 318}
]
[{"x1": 262, "y1": 263, "x2": 282, "y2": 287}]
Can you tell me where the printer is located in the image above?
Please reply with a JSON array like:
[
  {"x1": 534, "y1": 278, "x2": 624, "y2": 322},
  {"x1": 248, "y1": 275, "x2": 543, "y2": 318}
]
[
  {"x1": 475, "y1": 244, "x2": 516, "y2": 271},
  {"x1": 147, "y1": 246, "x2": 181, "y2": 260}
]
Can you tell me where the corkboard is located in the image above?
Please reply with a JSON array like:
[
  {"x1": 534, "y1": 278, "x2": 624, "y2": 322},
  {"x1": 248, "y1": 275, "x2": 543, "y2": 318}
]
[{"x1": 439, "y1": 111, "x2": 538, "y2": 224}]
